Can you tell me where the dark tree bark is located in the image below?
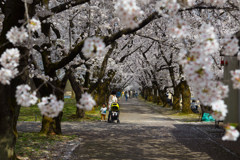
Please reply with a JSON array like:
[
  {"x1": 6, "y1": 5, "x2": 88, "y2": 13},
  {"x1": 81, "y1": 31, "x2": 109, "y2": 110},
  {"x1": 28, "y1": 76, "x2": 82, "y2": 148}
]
[
  {"x1": 37, "y1": 78, "x2": 68, "y2": 135},
  {"x1": 180, "y1": 81, "x2": 192, "y2": 113},
  {"x1": 172, "y1": 85, "x2": 181, "y2": 110},
  {"x1": 0, "y1": 0, "x2": 26, "y2": 159},
  {"x1": 0, "y1": 83, "x2": 19, "y2": 160},
  {"x1": 68, "y1": 71, "x2": 85, "y2": 118}
]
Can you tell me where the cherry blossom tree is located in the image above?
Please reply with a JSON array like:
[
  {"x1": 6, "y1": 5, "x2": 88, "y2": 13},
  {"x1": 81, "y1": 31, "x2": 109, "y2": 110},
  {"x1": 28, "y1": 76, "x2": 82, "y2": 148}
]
[{"x1": 1, "y1": 0, "x2": 240, "y2": 159}]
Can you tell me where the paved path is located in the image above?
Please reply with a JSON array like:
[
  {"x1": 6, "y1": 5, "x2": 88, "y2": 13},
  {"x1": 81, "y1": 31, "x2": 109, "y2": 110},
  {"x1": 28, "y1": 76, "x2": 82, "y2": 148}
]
[{"x1": 17, "y1": 98, "x2": 240, "y2": 160}]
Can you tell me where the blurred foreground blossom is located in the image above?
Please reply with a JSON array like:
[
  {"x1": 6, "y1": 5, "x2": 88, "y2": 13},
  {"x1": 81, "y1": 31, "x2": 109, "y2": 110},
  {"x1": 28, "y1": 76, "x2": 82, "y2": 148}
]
[
  {"x1": 211, "y1": 100, "x2": 228, "y2": 121},
  {"x1": 82, "y1": 37, "x2": 105, "y2": 58},
  {"x1": 114, "y1": 0, "x2": 144, "y2": 29},
  {"x1": 222, "y1": 125, "x2": 239, "y2": 141},
  {"x1": 231, "y1": 70, "x2": 240, "y2": 89},
  {"x1": 77, "y1": 93, "x2": 96, "y2": 111},
  {"x1": 38, "y1": 94, "x2": 64, "y2": 118},
  {"x1": 16, "y1": 84, "x2": 37, "y2": 107}
]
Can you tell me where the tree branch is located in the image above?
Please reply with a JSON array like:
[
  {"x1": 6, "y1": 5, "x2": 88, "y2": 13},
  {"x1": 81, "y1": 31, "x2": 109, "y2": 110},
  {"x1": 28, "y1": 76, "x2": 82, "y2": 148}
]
[
  {"x1": 89, "y1": 43, "x2": 116, "y2": 93},
  {"x1": 103, "y1": 12, "x2": 159, "y2": 45},
  {"x1": 50, "y1": 12, "x2": 159, "y2": 72},
  {"x1": 179, "y1": 6, "x2": 238, "y2": 12},
  {"x1": 40, "y1": 0, "x2": 90, "y2": 21},
  {"x1": 119, "y1": 45, "x2": 141, "y2": 63}
]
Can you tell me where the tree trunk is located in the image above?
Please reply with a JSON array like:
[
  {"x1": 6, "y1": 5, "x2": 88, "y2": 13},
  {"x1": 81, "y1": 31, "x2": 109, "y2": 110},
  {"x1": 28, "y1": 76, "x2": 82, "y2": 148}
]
[
  {"x1": 172, "y1": 85, "x2": 181, "y2": 110},
  {"x1": 0, "y1": 0, "x2": 27, "y2": 159},
  {"x1": 37, "y1": 76, "x2": 67, "y2": 135},
  {"x1": 0, "y1": 85, "x2": 19, "y2": 160},
  {"x1": 76, "y1": 108, "x2": 85, "y2": 118},
  {"x1": 68, "y1": 71, "x2": 85, "y2": 118},
  {"x1": 180, "y1": 81, "x2": 192, "y2": 113},
  {"x1": 40, "y1": 112, "x2": 63, "y2": 135}
]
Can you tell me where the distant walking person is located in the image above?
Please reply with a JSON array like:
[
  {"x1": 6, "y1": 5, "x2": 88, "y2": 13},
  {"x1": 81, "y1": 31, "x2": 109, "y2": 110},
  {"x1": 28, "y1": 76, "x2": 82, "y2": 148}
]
[
  {"x1": 125, "y1": 91, "x2": 129, "y2": 101},
  {"x1": 116, "y1": 91, "x2": 121, "y2": 101},
  {"x1": 108, "y1": 91, "x2": 118, "y2": 122}
]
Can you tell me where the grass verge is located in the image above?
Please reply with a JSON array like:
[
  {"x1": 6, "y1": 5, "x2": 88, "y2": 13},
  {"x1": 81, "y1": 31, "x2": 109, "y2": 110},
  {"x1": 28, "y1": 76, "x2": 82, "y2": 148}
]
[
  {"x1": 18, "y1": 98, "x2": 101, "y2": 122},
  {"x1": 16, "y1": 132, "x2": 77, "y2": 160},
  {"x1": 140, "y1": 98, "x2": 200, "y2": 122}
]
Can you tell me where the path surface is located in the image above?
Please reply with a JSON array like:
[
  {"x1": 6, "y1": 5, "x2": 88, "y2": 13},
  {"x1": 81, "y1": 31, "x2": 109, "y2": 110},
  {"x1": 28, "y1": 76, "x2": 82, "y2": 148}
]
[{"x1": 17, "y1": 98, "x2": 240, "y2": 160}]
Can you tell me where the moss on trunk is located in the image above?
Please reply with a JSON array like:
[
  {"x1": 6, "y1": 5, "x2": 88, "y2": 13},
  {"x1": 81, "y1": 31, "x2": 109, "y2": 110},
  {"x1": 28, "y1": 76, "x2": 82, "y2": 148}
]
[
  {"x1": 181, "y1": 81, "x2": 192, "y2": 113},
  {"x1": 40, "y1": 113, "x2": 63, "y2": 135},
  {"x1": 172, "y1": 86, "x2": 181, "y2": 110}
]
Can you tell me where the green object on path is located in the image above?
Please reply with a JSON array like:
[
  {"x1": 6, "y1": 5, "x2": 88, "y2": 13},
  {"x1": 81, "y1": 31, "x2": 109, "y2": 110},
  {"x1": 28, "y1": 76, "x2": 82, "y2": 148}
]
[{"x1": 202, "y1": 113, "x2": 215, "y2": 122}]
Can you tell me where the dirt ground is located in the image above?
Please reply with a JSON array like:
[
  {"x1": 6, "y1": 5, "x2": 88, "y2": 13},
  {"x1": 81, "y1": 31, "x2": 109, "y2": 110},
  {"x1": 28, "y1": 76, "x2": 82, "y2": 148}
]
[{"x1": 17, "y1": 98, "x2": 240, "y2": 160}]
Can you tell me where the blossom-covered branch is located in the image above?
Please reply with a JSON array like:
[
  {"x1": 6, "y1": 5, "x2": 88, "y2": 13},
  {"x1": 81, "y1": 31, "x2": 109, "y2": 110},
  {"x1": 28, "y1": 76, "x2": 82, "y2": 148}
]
[{"x1": 50, "y1": 11, "x2": 159, "y2": 72}]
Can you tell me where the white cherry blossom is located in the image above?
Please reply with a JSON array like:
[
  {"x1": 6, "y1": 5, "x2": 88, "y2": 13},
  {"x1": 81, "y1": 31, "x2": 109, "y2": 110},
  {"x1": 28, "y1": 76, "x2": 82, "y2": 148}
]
[
  {"x1": 231, "y1": 70, "x2": 240, "y2": 89},
  {"x1": 0, "y1": 68, "x2": 14, "y2": 85},
  {"x1": 222, "y1": 125, "x2": 240, "y2": 141},
  {"x1": 211, "y1": 100, "x2": 228, "y2": 121},
  {"x1": 27, "y1": 18, "x2": 41, "y2": 32},
  {"x1": 77, "y1": 93, "x2": 96, "y2": 111},
  {"x1": 16, "y1": 84, "x2": 38, "y2": 107},
  {"x1": 221, "y1": 36, "x2": 239, "y2": 56},
  {"x1": 38, "y1": 94, "x2": 64, "y2": 118},
  {"x1": 82, "y1": 37, "x2": 105, "y2": 58},
  {"x1": 155, "y1": 0, "x2": 180, "y2": 16},
  {"x1": 168, "y1": 17, "x2": 189, "y2": 38},
  {"x1": 6, "y1": 26, "x2": 28, "y2": 45},
  {"x1": 114, "y1": 0, "x2": 144, "y2": 29},
  {"x1": 0, "y1": 48, "x2": 20, "y2": 69}
]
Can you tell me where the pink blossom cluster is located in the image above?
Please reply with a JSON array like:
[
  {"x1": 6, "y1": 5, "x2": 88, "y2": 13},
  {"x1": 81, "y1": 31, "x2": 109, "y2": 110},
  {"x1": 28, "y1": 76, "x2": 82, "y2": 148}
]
[
  {"x1": 6, "y1": 18, "x2": 41, "y2": 45},
  {"x1": 114, "y1": 0, "x2": 144, "y2": 29},
  {"x1": 211, "y1": 100, "x2": 228, "y2": 121},
  {"x1": 230, "y1": 70, "x2": 240, "y2": 89},
  {"x1": 192, "y1": 81, "x2": 228, "y2": 105},
  {"x1": 179, "y1": 24, "x2": 229, "y2": 124},
  {"x1": 198, "y1": 24, "x2": 219, "y2": 55},
  {"x1": 168, "y1": 16, "x2": 189, "y2": 38},
  {"x1": 222, "y1": 125, "x2": 240, "y2": 141},
  {"x1": 180, "y1": 24, "x2": 223, "y2": 104},
  {"x1": 0, "y1": 48, "x2": 20, "y2": 85},
  {"x1": 38, "y1": 94, "x2": 64, "y2": 118},
  {"x1": 15, "y1": 84, "x2": 38, "y2": 107},
  {"x1": 6, "y1": 27, "x2": 28, "y2": 45},
  {"x1": 27, "y1": 18, "x2": 41, "y2": 32},
  {"x1": 77, "y1": 93, "x2": 96, "y2": 111},
  {"x1": 221, "y1": 36, "x2": 239, "y2": 56},
  {"x1": 155, "y1": 0, "x2": 180, "y2": 16},
  {"x1": 82, "y1": 37, "x2": 105, "y2": 58}
]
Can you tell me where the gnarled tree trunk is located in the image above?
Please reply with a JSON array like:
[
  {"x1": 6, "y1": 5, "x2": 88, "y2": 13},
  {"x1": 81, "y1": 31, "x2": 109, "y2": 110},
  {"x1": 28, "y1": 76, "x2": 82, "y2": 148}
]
[
  {"x1": 0, "y1": 0, "x2": 26, "y2": 159},
  {"x1": 180, "y1": 81, "x2": 192, "y2": 113},
  {"x1": 0, "y1": 84, "x2": 20, "y2": 160},
  {"x1": 36, "y1": 75, "x2": 68, "y2": 135},
  {"x1": 68, "y1": 71, "x2": 85, "y2": 118},
  {"x1": 172, "y1": 85, "x2": 181, "y2": 110},
  {"x1": 40, "y1": 112, "x2": 63, "y2": 135}
]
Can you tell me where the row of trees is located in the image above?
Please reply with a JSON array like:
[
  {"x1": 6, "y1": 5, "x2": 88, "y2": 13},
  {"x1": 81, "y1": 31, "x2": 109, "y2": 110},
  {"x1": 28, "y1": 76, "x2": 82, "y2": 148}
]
[{"x1": 1, "y1": 0, "x2": 240, "y2": 159}]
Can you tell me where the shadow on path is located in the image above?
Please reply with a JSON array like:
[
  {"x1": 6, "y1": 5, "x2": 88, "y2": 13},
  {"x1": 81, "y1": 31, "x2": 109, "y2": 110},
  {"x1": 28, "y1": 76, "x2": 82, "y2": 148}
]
[{"x1": 17, "y1": 98, "x2": 240, "y2": 160}]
